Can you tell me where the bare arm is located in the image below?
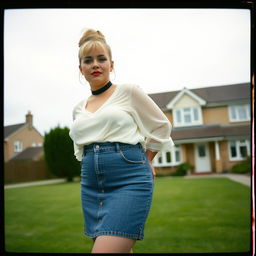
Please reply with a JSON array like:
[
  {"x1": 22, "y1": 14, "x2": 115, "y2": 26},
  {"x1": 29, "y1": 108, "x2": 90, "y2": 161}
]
[
  {"x1": 146, "y1": 149, "x2": 158, "y2": 162},
  {"x1": 146, "y1": 149, "x2": 158, "y2": 179}
]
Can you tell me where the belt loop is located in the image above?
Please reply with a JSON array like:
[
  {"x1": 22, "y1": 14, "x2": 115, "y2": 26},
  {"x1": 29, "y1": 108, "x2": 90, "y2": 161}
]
[{"x1": 116, "y1": 142, "x2": 120, "y2": 152}]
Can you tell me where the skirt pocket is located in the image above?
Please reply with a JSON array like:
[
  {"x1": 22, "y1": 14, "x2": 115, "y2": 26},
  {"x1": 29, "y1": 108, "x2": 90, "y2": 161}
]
[{"x1": 119, "y1": 148, "x2": 146, "y2": 164}]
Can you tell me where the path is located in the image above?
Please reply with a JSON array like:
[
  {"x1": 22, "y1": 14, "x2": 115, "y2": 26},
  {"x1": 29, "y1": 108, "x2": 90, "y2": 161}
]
[
  {"x1": 185, "y1": 173, "x2": 251, "y2": 187},
  {"x1": 4, "y1": 178, "x2": 66, "y2": 189}
]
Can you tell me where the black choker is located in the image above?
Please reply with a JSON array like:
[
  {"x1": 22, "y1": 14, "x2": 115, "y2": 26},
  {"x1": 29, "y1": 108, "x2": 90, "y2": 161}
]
[{"x1": 91, "y1": 81, "x2": 112, "y2": 95}]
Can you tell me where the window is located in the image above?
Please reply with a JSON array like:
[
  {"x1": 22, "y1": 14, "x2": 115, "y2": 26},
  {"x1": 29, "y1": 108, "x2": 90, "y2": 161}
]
[
  {"x1": 176, "y1": 110, "x2": 181, "y2": 123},
  {"x1": 198, "y1": 144, "x2": 206, "y2": 157},
  {"x1": 228, "y1": 105, "x2": 250, "y2": 122},
  {"x1": 174, "y1": 107, "x2": 202, "y2": 127},
  {"x1": 158, "y1": 155, "x2": 162, "y2": 164},
  {"x1": 153, "y1": 146, "x2": 182, "y2": 167},
  {"x1": 14, "y1": 141, "x2": 23, "y2": 152},
  {"x1": 175, "y1": 150, "x2": 181, "y2": 162},
  {"x1": 193, "y1": 107, "x2": 199, "y2": 121},
  {"x1": 32, "y1": 142, "x2": 42, "y2": 147},
  {"x1": 229, "y1": 140, "x2": 250, "y2": 161},
  {"x1": 184, "y1": 108, "x2": 192, "y2": 123},
  {"x1": 230, "y1": 141, "x2": 237, "y2": 158},
  {"x1": 166, "y1": 152, "x2": 171, "y2": 162}
]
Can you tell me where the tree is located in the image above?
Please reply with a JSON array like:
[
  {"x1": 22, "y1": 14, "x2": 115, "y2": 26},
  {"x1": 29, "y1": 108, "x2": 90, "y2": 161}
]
[{"x1": 43, "y1": 126, "x2": 80, "y2": 182}]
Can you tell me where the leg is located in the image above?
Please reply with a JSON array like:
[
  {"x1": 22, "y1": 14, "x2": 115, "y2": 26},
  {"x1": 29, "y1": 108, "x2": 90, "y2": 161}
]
[{"x1": 91, "y1": 235, "x2": 136, "y2": 253}]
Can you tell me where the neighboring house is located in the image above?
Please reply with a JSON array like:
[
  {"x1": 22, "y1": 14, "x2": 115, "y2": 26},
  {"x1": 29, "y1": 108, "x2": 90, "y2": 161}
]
[
  {"x1": 10, "y1": 146, "x2": 44, "y2": 161},
  {"x1": 149, "y1": 82, "x2": 251, "y2": 174},
  {"x1": 4, "y1": 111, "x2": 44, "y2": 162}
]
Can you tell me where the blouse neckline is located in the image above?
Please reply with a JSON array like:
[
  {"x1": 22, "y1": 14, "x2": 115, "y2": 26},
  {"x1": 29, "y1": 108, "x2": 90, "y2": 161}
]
[{"x1": 82, "y1": 84, "x2": 120, "y2": 114}]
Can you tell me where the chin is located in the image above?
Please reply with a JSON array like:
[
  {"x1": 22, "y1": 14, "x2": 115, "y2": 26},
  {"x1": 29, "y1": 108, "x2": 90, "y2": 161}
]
[
  {"x1": 93, "y1": 77, "x2": 108, "y2": 83},
  {"x1": 91, "y1": 78, "x2": 108, "y2": 87}
]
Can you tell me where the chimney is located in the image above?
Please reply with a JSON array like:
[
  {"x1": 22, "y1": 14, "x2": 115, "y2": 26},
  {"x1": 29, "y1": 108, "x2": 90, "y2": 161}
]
[{"x1": 26, "y1": 111, "x2": 33, "y2": 130}]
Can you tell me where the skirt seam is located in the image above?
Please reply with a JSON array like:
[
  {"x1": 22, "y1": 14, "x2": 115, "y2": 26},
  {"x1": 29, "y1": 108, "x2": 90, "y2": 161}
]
[
  {"x1": 138, "y1": 184, "x2": 153, "y2": 237},
  {"x1": 85, "y1": 230, "x2": 144, "y2": 240}
]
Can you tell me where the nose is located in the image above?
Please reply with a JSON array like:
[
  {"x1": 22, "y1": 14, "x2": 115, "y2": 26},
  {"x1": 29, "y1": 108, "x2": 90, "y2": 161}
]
[{"x1": 92, "y1": 59, "x2": 100, "y2": 68}]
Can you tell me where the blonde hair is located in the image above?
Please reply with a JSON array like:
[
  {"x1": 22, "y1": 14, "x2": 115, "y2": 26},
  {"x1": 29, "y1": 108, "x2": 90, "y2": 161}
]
[{"x1": 78, "y1": 29, "x2": 112, "y2": 63}]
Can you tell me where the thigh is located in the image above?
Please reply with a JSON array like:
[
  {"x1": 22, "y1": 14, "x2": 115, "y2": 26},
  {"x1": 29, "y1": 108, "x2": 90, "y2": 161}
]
[{"x1": 92, "y1": 235, "x2": 136, "y2": 253}]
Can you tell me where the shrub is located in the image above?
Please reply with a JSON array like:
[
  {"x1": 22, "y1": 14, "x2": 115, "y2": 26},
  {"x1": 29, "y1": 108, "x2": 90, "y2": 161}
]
[
  {"x1": 231, "y1": 157, "x2": 251, "y2": 174},
  {"x1": 44, "y1": 126, "x2": 81, "y2": 181},
  {"x1": 171, "y1": 162, "x2": 193, "y2": 176}
]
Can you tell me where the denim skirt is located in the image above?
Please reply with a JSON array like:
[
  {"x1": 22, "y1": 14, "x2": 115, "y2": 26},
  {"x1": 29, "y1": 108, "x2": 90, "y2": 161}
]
[{"x1": 80, "y1": 142, "x2": 154, "y2": 240}]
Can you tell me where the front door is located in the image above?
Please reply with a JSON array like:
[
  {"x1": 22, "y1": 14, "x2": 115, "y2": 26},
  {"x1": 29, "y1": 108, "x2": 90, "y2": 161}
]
[{"x1": 195, "y1": 143, "x2": 211, "y2": 173}]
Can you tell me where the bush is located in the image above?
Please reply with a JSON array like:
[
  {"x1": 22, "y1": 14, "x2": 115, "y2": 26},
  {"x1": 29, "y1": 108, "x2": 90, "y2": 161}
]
[
  {"x1": 231, "y1": 157, "x2": 251, "y2": 174},
  {"x1": 44, "y1": 126, "x2": 81, "y2": 181},
  {"x1": 171, "y1": 162, "x2": 193, "y2": 176}
]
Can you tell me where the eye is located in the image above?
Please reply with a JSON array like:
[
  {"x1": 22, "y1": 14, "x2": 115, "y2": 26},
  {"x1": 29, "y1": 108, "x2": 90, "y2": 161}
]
[
  {"x1": 98, "y1": 57, "x2": 107, "y2": 62},
  {"x1": 83, "y1": 59, "x2": 92, "y2": 64}
]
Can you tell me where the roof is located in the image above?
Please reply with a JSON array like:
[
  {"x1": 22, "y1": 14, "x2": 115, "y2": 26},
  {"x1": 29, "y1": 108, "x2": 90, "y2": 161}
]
[
  {"x1": 4, "y1": 123, "x2": 25, "y2": 139},
  {"x1": 166, "y1": 87, "x2": 206, "y2": 109},
  {"x1": 172, "y1": 123, "x2": 251, "y2": 141},
  {"x1": 149, "y1": 82, "x2": 251, "y2": 109},
  {"x1": 10, "y1": 146, "x2": 44, "y2": 161}
]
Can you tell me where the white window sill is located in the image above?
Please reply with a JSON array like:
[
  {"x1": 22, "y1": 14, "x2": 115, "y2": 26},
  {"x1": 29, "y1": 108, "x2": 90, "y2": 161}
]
[
  {"x1": 229, "y1": 157, "x2": 248, "y2": 161},
  {"x1": 229, "y1": 119, "x2": 250, "y2": 123},
  {"x1": 174, "y1": 122, "x2": 203, "y2": 128},
  {"x1": 153, "y1": 162, "x2": 182, "y2": 167}
]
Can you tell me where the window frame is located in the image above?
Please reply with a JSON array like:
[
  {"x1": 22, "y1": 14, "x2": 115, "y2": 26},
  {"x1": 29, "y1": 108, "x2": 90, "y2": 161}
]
[
  {"x1": 228, "y1": 140, "x2": 250, "y2": 161},
  {"x1": 153, "y1": 145, "x2": 182, "y2": 167},
  {"x1": 228, "y1": 104, "x2": 250, "y2": 122},
  {"x1": 173, "y1": 106, "x2": 203, "y2": 127},
  {"x1": 14, "y1": 141, "x2": 23, "y2": 153}
]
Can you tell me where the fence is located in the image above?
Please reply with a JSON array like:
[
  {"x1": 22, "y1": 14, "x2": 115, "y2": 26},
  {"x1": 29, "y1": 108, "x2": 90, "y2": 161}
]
[{"x1": 4, "y1": 160, "x2": 56, "y2": 184}]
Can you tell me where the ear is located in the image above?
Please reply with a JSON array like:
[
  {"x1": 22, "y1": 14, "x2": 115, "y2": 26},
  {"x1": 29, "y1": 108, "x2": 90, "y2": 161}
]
[
  {"x1": 110, "y1": 61, "x2": 114, "y2": 72},
  {"x1": 79, "y1": 65, "x2": 83, "y2": 74}
]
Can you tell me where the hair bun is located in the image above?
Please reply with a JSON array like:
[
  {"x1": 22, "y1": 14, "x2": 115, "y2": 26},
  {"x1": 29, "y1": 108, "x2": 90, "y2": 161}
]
[{"x1": 79, "y1": 29, "x2": 106, "y2": 47}]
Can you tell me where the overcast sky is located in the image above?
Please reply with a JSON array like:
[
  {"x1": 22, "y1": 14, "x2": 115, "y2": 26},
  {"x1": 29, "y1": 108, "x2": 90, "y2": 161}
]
[{"x1": 4, "y1": 8, "x2": 251, "y2": 135}]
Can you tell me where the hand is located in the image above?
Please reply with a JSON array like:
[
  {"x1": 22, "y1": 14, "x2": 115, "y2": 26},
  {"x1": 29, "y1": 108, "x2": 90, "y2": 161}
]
[{"x1": 149, "y1": 161, "x2": 156, "y2": 180}]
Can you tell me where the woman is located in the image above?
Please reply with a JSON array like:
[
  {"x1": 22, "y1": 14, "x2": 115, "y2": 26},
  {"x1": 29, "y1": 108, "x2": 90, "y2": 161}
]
[{"x1": 69, "y1": 29, "x2": 174, "y2": 253}]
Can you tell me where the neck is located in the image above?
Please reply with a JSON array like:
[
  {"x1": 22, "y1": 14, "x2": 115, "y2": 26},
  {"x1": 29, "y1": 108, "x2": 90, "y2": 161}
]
[
  {"x1": 90, "y1": 79, "x2": 109, "y2": 91},
  {"x1": 91, "y1": 81, "x2": 112, "y2": 95}
]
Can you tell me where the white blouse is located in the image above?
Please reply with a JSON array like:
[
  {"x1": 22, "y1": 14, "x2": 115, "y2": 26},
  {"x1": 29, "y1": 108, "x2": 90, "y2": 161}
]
[{"x1": 69, "y1": 84, "x2": 175, "y2": 161}]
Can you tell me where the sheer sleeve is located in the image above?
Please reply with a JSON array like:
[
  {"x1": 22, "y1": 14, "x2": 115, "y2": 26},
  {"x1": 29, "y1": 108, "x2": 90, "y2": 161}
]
[
  {"x1": 70, "y1": 102, "x2": 83, "y2": 161},
  {"x1": 130, "y1": 85, "x2": 175, "y2": 152},
  {"x1": 73, "y1": 143, "x2": 83, "y2": 161}
]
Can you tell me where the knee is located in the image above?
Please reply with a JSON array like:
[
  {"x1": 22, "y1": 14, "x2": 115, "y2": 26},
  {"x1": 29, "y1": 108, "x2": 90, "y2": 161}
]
[{"x1": 91, "y1": 235, "x2": 135, "y2": 253}]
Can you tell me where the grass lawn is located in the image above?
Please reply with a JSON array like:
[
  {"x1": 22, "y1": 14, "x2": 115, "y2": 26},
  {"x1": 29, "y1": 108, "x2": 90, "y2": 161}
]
[{"x1": 4, "y1": 177, "x2": 251, "y2": 253}]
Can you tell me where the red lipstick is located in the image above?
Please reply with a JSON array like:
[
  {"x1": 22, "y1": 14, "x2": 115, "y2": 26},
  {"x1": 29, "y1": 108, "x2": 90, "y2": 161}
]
[{"x1": 92, "y1": 72, "x2": 101, "y2": 76}]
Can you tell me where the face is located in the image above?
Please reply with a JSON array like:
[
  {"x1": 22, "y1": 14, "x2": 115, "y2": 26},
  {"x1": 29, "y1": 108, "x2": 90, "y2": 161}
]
[{"x1": 79, "y1": 46, "x2": 114, "y2": 88}]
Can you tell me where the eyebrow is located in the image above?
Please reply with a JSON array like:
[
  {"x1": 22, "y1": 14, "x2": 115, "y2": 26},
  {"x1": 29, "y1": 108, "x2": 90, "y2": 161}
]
[{"x1": 84, "y1": 54, "x2": 106, "y2": 59}]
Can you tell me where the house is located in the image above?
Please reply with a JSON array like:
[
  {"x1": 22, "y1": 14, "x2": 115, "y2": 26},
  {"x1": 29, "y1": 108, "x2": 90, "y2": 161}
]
[
  {"x1": 10, "y1": 146, "x2": 44, "y2": 161},
  {"x1": 149, "y1": 82, "x2": 251, "y2": 174},
  {"x1": 4, "y1": 111, "x2": 44, "y2": 162}
]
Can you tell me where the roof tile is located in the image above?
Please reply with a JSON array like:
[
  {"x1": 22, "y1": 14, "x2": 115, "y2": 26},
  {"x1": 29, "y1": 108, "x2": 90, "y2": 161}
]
[
  {"x1": 149, "y1": 82, "x2": 250, "y2": 108},
  {"x1": 10, "y1": 146, "x2": 44, "y2": 161},
  {"x1": 4, "y1": 123, "x2": 25, "y2": 138}
]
